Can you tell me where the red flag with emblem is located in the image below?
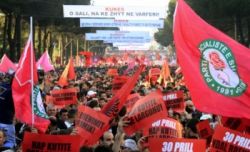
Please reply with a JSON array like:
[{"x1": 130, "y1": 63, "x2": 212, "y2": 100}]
[
  {"x1": 174, "y1": 0, "x2": 250, "y2": 118},
  {"x1": 12, "y1": 31, "x2": 50, "y2": 132}
]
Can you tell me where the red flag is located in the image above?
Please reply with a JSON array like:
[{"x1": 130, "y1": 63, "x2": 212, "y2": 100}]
[
  {"x1": 174, "y1": 0, "x2": 250, "y2": 118},
  {"x1": 36, "y1": 50, "x2": 54, "y2": 72},
  {"x1": 58, "y1": 57, "x2": 75, "y2": 87},
  {"x1": 12, "y1": 33, "x2": 50, "y2": 132},
  {"x1": 0, "y1": 54, "x2": 17, "y2": 73},
  {"x1": 79, "y1": 51, "x2": 93, "y2": 67},
  {"x1": 157, "y1": 60, "x2": 171, "y2": 86}
]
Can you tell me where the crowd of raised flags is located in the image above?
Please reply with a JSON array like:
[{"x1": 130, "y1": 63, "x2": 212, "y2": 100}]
[{"x1": 0, "y1": 0, "x2": 249, "y2": 152}]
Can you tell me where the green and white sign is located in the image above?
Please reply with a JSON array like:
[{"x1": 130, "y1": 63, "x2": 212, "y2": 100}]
[{"x1": 199, "y1": 39, "x2": 246, "y2": 96}]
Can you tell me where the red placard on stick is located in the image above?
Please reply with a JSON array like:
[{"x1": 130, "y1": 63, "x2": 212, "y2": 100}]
[
  {"x1": 210, "y1": 125, "x2": 250, "y2": 152},
  {"x1": 76, "y1": 105, "x2": 110, "y2": 146},
  {"x1": 148, "y1": 138, "x2": 206, "y2": 152},
  {"x1": 22, "y1": 132, "x2": 81, "y2": 152},
  {"x1": 124, "y1": 91, "x2": 167, "y2": 135},
  {"x1": 163, "y1": 91, "x2": 184, "y2": 112},
  {"x1": 144, "y1": 117, "x2": 183, "y2": 138},
  {"x1": 50, "y1": 88, "x2": 77, "y2": 105}
]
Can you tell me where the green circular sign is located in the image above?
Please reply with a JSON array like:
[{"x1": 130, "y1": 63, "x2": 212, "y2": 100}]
[{"x1": 199, "y1": 39, "x2": 246, "y2": 96}]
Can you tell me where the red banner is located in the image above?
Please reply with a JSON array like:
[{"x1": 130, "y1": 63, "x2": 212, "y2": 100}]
[
  {"x1": 76, "y1": 105, "x2": 110, "y2": 146},
  {"x1": 124, "y1": 93, "x2": 141, "y2": 113},
  {"x1": 124, "y1": 91, "x2": 167, "y2": 135},
  {"x1": 144, "y1": 117, "x2": 183, "y2": 138},
  {"x1": 210, "y1": 125, "x2": 250, "y2": 152},
  {"x1": 163, "y1": 91, "x2": 184, "y2": 112},
  {"x1": 148, "y1": 138, "x2": 206, "y2": 152},
  {"x1": 112, "y1": 76, "x2": 128, "y2": 94},
  {"x1": 50, "y1": 88, "x2": 77, "y2": 105},
  {"x1": 22, "y1": 132, "x2": 81, "y2": 152}
]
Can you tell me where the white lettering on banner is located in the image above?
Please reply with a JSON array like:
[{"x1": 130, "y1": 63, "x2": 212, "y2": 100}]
[
  {"x1": 233, "y1": 135, "x2": 250, "y2": 149},
  {"x1": 163, "y1": 93, "x2": 177, "y2": 100},
  {"x1": 174, "y1": 142, "x2": 193, "y2": 152},
  {"x1": 63, "y1": 5, "x2": 166, "y2": 19},
  {"x1": 162, "y1": 142, "x2": 193, "y2": 152},
  {"x1": 222, "y1": 131, "x2": 250, "y2": 150},
  {"x1": 152, "y1": 119, "x2": 176, "y2": 129},
  {"x1": 162, "y1": 142, "x2": 173, "y2": 152}
]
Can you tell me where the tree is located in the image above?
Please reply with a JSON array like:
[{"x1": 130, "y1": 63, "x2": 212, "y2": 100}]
[
  {"x1": 0, "y1": 0, "x2": 91, "y2": 61},
  {"x1": 155, "y1": 0, "x2": 250, "y2": 47}
]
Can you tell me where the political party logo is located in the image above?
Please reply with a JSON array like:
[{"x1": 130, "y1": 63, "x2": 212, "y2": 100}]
[
  {"x1": 32, "y1": 86, "x2": 49, "y2": 119},
  {"x1": 199, "y1": 39, "x2": 246, "y2": 96}
]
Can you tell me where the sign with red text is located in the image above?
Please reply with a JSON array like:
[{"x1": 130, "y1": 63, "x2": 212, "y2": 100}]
[
  {"x1": 163, "y1": 91, "x2": 184, "y2": 112},
  {"x1": 210, "y1": 125, "x2": 250, "y2": 152},
  {"x1": 50, "y1": 88, "x2": 77, "y2": 105},
  {"x1": 124, "y1": 91, "x2": 167, "y2": 135},
  {"x1": 149, "y1": 138, "x2": 206, "y2": 152},
  {"x1": 22, "y1": 132, "x2": 81, "y2": 152},
  {"x1": 144, "y1": 117, "x2": 183, "y2": 138},
  {"x1": 76, "y1": 105, "x2": 110, "y2": 146},
  {"x1": 63, "y1": 5, "x2": 166, "y2": 20}
]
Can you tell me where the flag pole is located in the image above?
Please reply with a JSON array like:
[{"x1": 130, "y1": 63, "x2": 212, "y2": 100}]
[{"x1": 30, "y1": 16, "x2": 35, "y2": 127}]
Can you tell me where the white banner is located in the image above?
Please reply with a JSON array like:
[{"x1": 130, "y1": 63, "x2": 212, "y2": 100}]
[
  {"x1": 95, "y1": 30, "x2": 150, "y2": 37},
  {"x1": 80, "y1": 18, "x2": 164, "y2": 28},
  {"x1": 63, "y1": 5, "x2": 166, "y2": 20},
  {"x1": 85, "y1": 32, "x2": 151, "y2": 42},
  {"x1": 118, "y1": 46, "x2": 149, "y2": 51},
  {"x1": 112, "y1": 42, "x2": 147, "y2": 46}
]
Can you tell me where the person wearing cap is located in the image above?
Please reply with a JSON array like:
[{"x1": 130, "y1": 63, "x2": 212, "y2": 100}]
[{"x1": 121, "y1": 138, "x2": 139, "y2": 152}]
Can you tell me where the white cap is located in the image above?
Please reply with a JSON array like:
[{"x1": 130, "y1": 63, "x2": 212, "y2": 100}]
[
  {"x1": 123, "y1": 139, "x2": 138, "y2": 151},
  {"x1": 87, "y1": 90, "x2": 97, "y2": 96},
  {"x1": 200, "y1": 114, "x2": 212, "y2": 120}
]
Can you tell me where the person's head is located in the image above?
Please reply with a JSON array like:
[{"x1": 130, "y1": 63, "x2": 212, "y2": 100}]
[
  {"x1": 59, "y1": 108, "x2": 68, "y2": 121},
  {"x1": 0, "y1": 129, "x2": 6, "y2": 147},
  {"x1": 185, "y1": 100, "x2": 195, "y2": 113},
  {"x1": 80, "y1": 146, "x2": 93, "y2": 152},
  {"x1": 46, "y1": 104, "x2": 57, "y2": 117},
  {"x1": 94, "y1": 145, "x2": 112, "y2": 152},
  {"x1": 121, "y1": 139, "x2": 138, "y2": 152},
  {"x1": 101, "y1": 131, "x2": 114, "y2": 146},
  {"x1": 67, "y1": 109, "x2": 77, "y2": 123},
  {"x1": 98, "y1": 97, "x2": 107, "y2": 108}
]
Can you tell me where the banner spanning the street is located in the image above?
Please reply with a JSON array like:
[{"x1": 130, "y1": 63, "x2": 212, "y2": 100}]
[
  {"x1": 80, "y1": 18, "x2": 164, "y2": 28},
  {"x1": 85, "y1": 33, "x2": 151, "y2": 43},
  {"x1": 112, "y1": 42, "x2": 147, "y2": 46},
  {"x1": 63, "y1": 5, "x2": 166, "y2": 20}
]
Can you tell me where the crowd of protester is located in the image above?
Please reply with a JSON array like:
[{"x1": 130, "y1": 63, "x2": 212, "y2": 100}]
[{"x1": 0, "y1": 63, "x2": 221, "y2": 152}]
